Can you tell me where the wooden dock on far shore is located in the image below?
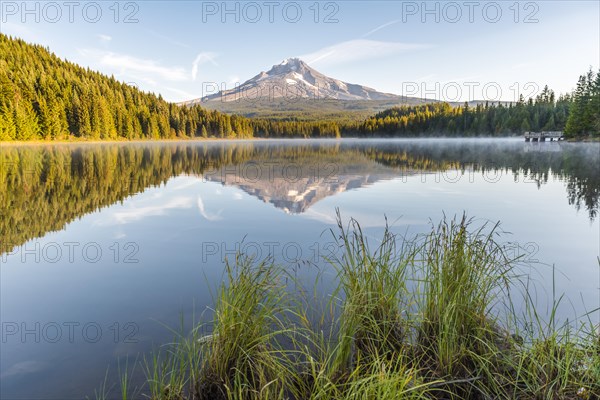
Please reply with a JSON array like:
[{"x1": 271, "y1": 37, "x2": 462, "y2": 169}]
[{"x1": 524, "y1": 131, "x2": 564, "y2": 142}]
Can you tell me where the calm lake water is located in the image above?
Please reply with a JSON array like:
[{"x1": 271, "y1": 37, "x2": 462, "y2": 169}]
[{"x1": 1, "y1": 138, "x2": 599, "y2": 399}]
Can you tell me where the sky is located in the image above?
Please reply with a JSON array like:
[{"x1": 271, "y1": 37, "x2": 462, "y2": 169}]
[{"x1": 1, "y1": 0, "x2": 599, "y2": 102}]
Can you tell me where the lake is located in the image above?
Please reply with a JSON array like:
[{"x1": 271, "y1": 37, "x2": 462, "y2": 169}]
[{"x1": 1, "y1": 138, "x2": 598, "y2": 399}]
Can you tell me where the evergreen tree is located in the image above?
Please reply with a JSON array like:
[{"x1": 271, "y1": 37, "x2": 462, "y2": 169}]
[
  {"x1": 14, "y1": 100, "x2": 40, "y2": 140},
  {"x1": 0, "y1": 102, "x2": 16, "y2": 140},
  {"x1": 566, "y1": 69, "x2": 599, "y2": 137}
]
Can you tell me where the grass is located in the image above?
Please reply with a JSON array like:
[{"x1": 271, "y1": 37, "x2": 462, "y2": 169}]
[{"x1": 96, "y1": 214, "x2": 600, "y2": 400}]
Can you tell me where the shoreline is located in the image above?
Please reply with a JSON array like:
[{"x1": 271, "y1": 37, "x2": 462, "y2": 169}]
[
  {"x1": 1, "y1": 135, "x2": 597, "y2": 147},
  {"x1": 0, "y1": 137, "x2": 270, "y2": 146}
]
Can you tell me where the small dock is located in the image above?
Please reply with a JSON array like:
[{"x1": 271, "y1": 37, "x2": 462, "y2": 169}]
[{"x1": 524, "y1": 131, "x2": 564, "y2": 142}]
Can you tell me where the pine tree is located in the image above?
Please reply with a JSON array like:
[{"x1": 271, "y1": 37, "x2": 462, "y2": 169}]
[
  {"x1": 14, "y1": 100, "x2": 40, "y2": 140},
  {"x1": 0, "y1": 102, "x2": 16, "y2": 140},
  {"x1": 566, "y1": 69, "x2": 598, "y2": 137},
  {"x1": 590, "y1": 70, "x2": 600, "y2": 136}
]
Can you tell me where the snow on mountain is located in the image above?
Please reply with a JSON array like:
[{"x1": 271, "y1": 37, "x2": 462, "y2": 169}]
[{"x1": 185, "y1": 58, "x2": 401, "y2": 104}]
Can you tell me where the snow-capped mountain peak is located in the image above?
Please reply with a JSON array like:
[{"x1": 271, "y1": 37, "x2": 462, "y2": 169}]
[{"x1": 194, "y1": 58, "x2": 400, "y2": 103}]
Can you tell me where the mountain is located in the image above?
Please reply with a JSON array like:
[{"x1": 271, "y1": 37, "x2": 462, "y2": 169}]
[
  {"x1": 195, "y1": 58, "x2": 402, "y2": 103},
  {"x1": 180, "y1": 58, "x2": 431, "y2": 119},
  {"x1": 180, "y1": 58, "x2": 519, "y2": 121}
]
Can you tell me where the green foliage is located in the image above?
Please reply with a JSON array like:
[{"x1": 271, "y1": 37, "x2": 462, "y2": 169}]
[
  {"x1": 330, "y1": 212, "x2": 412, "y2": 371},
  {"x1": 0, "y1": 102, "x2": 16, "y2": 140},
  {"x1": 358, "y1": 92, "x2": 572, "y2": 137},
  {"x1": 416, "y1": 217, "x2": 512, "y2": 388},
  {"x1": 565, "y1": 69, "x2": 600, "y2": 138},
  {"x1": 196, "y1": 257, "x2": 291, "y2": 400},
  {"x1": 0, "y1": 34, "x2": 343, "y2": 140}
]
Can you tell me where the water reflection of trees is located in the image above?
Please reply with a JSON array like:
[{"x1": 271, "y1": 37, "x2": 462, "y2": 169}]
[
  {"x1": 355, "y1": 141, "x2": 599, "y2": 219},
  {"x1": 1, "y1": 141, "x2": 597, "y2": 253}
]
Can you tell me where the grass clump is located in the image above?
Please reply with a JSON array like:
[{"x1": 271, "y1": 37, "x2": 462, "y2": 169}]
[
  {"x1": 331, "y1": 212, "x2": 413, "y2": 369},
  {"x1": 100, "y1": 213, "x2": 599, "y2": 400},
  {"x1": 196, "y1": 256, "x2": 291, "y2": 400},
  {"x1": 415, "y1": 216, "x2": 516, "y2": 397}
]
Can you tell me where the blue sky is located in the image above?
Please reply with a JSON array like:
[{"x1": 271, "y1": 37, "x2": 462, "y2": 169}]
[{"x1": 2, "y1": 1, "x2": 598, "y2": 102}]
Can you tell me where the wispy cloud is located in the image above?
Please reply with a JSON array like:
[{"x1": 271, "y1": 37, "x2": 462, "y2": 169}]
[
  {"x1": 79, "y1": 49, "x2": 189, "y2": 81},
  {"x1": 97, "y1": 34, "x2": 112, "y2": 43},
  {"x1": 299, "y1": 39, "x2": 430, "y2": 68},
  {"x1": 192, "y1": 52, "x2": 218, "y2": 81},
  {"x1": 362, "y1": 20, "x2": 401, "y2": 38}
]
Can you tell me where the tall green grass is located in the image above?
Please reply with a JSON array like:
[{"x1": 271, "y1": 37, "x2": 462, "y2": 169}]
[
  {"x1": 100, "y1": 214, "x2": 599, "y2": 400},
  {"x1": 331, "y1": 212, "x2": 414, "y2": 370},
  {"x1": 414, "y1": 216, "x2": 517, "y2": 397},
  {"x1": 196, "y1": 256, "x2": 292, "y2": 400}
]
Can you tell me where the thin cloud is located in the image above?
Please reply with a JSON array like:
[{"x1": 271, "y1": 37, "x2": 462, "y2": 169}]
[
  {"x1": 362, "y1": 20, "x2": 401, "y2": 38},
  {"x1": 79, "y1": 49, "x2": 189, "y2": 81},
  {"x1": 299, "y1": 39, "x2": 430, "y2": 68},
  {"x1": 97, "y1": 34, "x2": 112, "y2": 43},
  {"x1": 192, "y1": 52, "x2": 218, "y2": 81}
]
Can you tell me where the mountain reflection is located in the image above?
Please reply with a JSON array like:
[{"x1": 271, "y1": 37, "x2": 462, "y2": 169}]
[
  {"x1": 202, "y1": 155, "x2": 405, "y2": 214},
  {"x1": 1, "y1": 140, "x2": 598, "y2": 254}
]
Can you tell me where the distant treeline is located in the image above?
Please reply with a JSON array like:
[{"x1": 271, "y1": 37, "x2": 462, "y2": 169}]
[
  {"x1": 358, "y1": 94, "x2": 569, "y2": 137},
  {"x1": 0, "y1": 34, "x2": 598, "y2": 140},
  {"x1": 356, "y1": 69, "x2": 599, "y2": 138}
]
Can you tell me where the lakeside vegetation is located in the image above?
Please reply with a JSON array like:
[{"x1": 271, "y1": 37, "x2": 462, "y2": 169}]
[
  {"x1": 1, "y1": 34, "x2": 598, "y2": 141},
  {"x1": 94, "y1": 214, "x2": 600, "y2": 399}
]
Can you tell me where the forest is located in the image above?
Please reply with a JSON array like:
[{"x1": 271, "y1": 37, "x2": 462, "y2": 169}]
[
  {"x1": 0, "y1": 34, "x2": 598, "y2": 140},
  {"x1": 358, "y1": 70, "x2": 599, "y2": 137}
]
